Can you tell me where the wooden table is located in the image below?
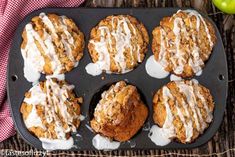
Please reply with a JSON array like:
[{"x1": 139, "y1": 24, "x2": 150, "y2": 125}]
[{"x1": 1, "y1": 0, "x2": 235, "y2": 156}]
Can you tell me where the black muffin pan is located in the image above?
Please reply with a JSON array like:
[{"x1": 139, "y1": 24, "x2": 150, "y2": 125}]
[{"x1": 7, "y1": 8, "x2": 228, "y2": 150}]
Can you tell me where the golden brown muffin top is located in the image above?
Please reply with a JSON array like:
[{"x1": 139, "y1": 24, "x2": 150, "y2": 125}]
[
  {"x1": 21, "y1": 13, "x2": 84, "y2": 75},
  {"x1": 152, "y1": 10, "x2": 216, "y2": 78},
  {"x1": 91, "y1": 81, "x2": 148, "y2": 141},
  {"x1": 153, "y1": 79, "x2": 214, "y2": 143},
  {"x1": 20, "y1": 78, "x2": 83, "y2": 140},
  {"x1": 94, "y1": 81, "x2": 137, "y2": 125},
  {"x1": 88, "y1": 15, "x2": 149, "y2": 74}
]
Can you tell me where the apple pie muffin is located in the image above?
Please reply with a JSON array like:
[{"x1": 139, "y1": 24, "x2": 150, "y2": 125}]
[
  {"x1": 20, "y1": 78, "x2": 83, "y2": 140},
  {"x1": 21, "y1": 12, "x2": 84, "y2": 75},
  {"x1": 88, "y1": 15, "x2": 149, "y2": 74},
  {"x1": 90, "y1": 81, "x2": 148, "y2": 142},
  {"x1": 152, "y1": 10, "x2": 216, "y2": 78},
  {"x1": 152, "y1": 79, "x2": 214, "y2": 143}
]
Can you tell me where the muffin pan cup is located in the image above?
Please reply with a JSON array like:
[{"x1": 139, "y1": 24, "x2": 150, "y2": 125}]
[{"x1": 7, "y1": 8, "x2": 228, "y2": 150}]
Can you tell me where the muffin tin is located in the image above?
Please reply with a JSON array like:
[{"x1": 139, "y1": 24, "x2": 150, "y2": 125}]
[{"x1": 7, "y1": 8, "x2": 228, "y2": 150}]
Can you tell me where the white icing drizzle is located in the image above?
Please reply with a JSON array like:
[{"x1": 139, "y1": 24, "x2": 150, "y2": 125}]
[
  {"x1": 111, "y1": 17, "x2": 129, "y2": 71},
  {"x1": 24, "y1": 83, "x2": 47, "y2": 129},
  {"x1": 171, "y1": 17, "x2": 186, "y2": 74},
  {"x1": 156, "y1": 9, "x2": 213, "y2": 76},
  {"x1": 39, "y1": 13, "x2": 57, "y2": 36},
  {"x1": 25, "y1": 21, "x2": 62, "y2": 74},
  {"x1": 175, "y1": 101, "x2": 193, "y2": 142},
  {"x1": 161, "y1": 87, "x2": 176, "y2": 137},
  {"x1": 148, "y1": 125, "x2": 171, "y2": 146},
  {"x1": 158, "y1": 28, "x2": 168, "y2": 67},
  {"x1": 87, "y1": 15, "x2": 140, "y2": 75},
  {"x1": 22, "y1": 79, "x2": 81, "y2": 150},
  {"x1": 85, "y1": 62, "x2": 103, "y2": 76},
  {"x1": 89, "y1": 27, "x2": 111, "y2": 73},
  {"x1": 76, "y1": 133, "x2": 82, "y2": 137},
  {"x1": 196, "y1": 70, "x2": 203, "y2": 76},
  {"x1": 148, "y1": 87, "x2": 176, "y2": 146},
  {"x1": 74, "y1": 62, "x2": 79, "y2": 67},
  {"x1": 79, "y1": 114, "x2": 85, "y2": 121},
  {"x1": 61, "y1": 38, "x2": 74, "y2": 62},
  {"x1": 182, "y1": 10, "x2": 205, "y2": 74},
  {"x1": 43, "y1": 31, "x2": 63, "y2": 74},
  {"x1": 39, "y1": 13, "x2": 75, "y2": 62},
  {"x1": 149, "y1": 80, "x2": 213, "y2": 146},
  {"x1": 40, "y1": 137, "x2": 74, "y2": 150},
  {"x1": 45, "y1": 79, "x2": 77, "y2": 137},
  {"x1": 194, "y1": 84, "x2": 213, "y2": 122},
  {"x1": 46, "y1": 74, "x2": 65, "y2": 80},
  {"x1": 85, "y1": 124, "x2": 94, "y2": 132},
  {"x1": 21, "y1": 24, "x2": 45, "y2": 84},
  {"x1": 136, "y1": 45, "x2": 141, "y2": 62},
  {"x1": 183, "y1": 10, "x2": 213, "y2": 47},
  {"x1": 60, "y1": 16, "x2": 74, "y2": 45},
  {"x1": 176, "y1": 81, "x2": 202, "y2": 131},
  {"x1": 24, "y1": 104, "x2": 44, "y2": 129},
  {"x1": 22, "y1": 12, "x2": 77, "y2": 83},
  {"x1": 60, "y1": 16, "x2": 76, "y2": 62},
  {"x1": 170, "y1": 74, "x2": 182, "y2": 81},
  {"x1": 23, "y1": 60, "x2": 41, "y2": 85},
  {"x1": 93, "y1": 81, "x2": 131, "y2": 125},
  {"x1": 92, "y1": 134, "x2": 120, "y2": 150},
  {"x1": 145, "y1": 55, "x2": 169, "y2": 79}
]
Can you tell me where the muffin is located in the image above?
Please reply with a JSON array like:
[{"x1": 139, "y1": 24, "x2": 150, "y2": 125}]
[
  {"x1": 153, "y1": 79, "x2": 214, "y2": 143},
  {"x1": 152, "y1": 10, "x2": 216, "y2": 78},
  {"x1": 20, "y1": 78, "x2": 83, "y2": 140},
  {"x1": 90, "y1": 81, "x2": 148, "y2": 142},
  {"x1": 88, "y1": 15, "x2": 149, "y2": 74},
  {"x1": 21, "y1": 12, "x2": 85, "y2": 75}
]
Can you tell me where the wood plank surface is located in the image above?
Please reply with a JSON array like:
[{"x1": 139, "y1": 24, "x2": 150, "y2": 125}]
[{"x1": 1, "y1": 0, "x2": 234, "y2": 156}]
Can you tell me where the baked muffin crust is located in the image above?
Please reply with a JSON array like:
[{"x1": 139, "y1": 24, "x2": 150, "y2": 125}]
[
  {"x1": 153, "y1": 79, "x2": 214, "y2": 143},
  {"x1": 21, "y1": 13, "x2": 84, "y2": 75},
  {"x1": 88, "y1": 15, "x2": 149, "y2": 74},
  {"x1": 20, "y1": 78, "x2": 82, "y2": 140},
  {"x1": 152, "y1": 10, "x2": 216, "y2": 78},
  {"x1": 90, "y1": 81, "x2": 148, "y2": 142}
]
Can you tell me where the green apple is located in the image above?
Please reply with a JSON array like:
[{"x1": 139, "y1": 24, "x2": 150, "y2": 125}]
[{"x1": 212, "y1": 0, "x2": 235, "y2": 14}]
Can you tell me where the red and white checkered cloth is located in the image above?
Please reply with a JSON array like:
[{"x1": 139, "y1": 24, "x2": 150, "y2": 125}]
[{"x1": 0, "y1": 0, "x2": 84, "y2": 142}]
